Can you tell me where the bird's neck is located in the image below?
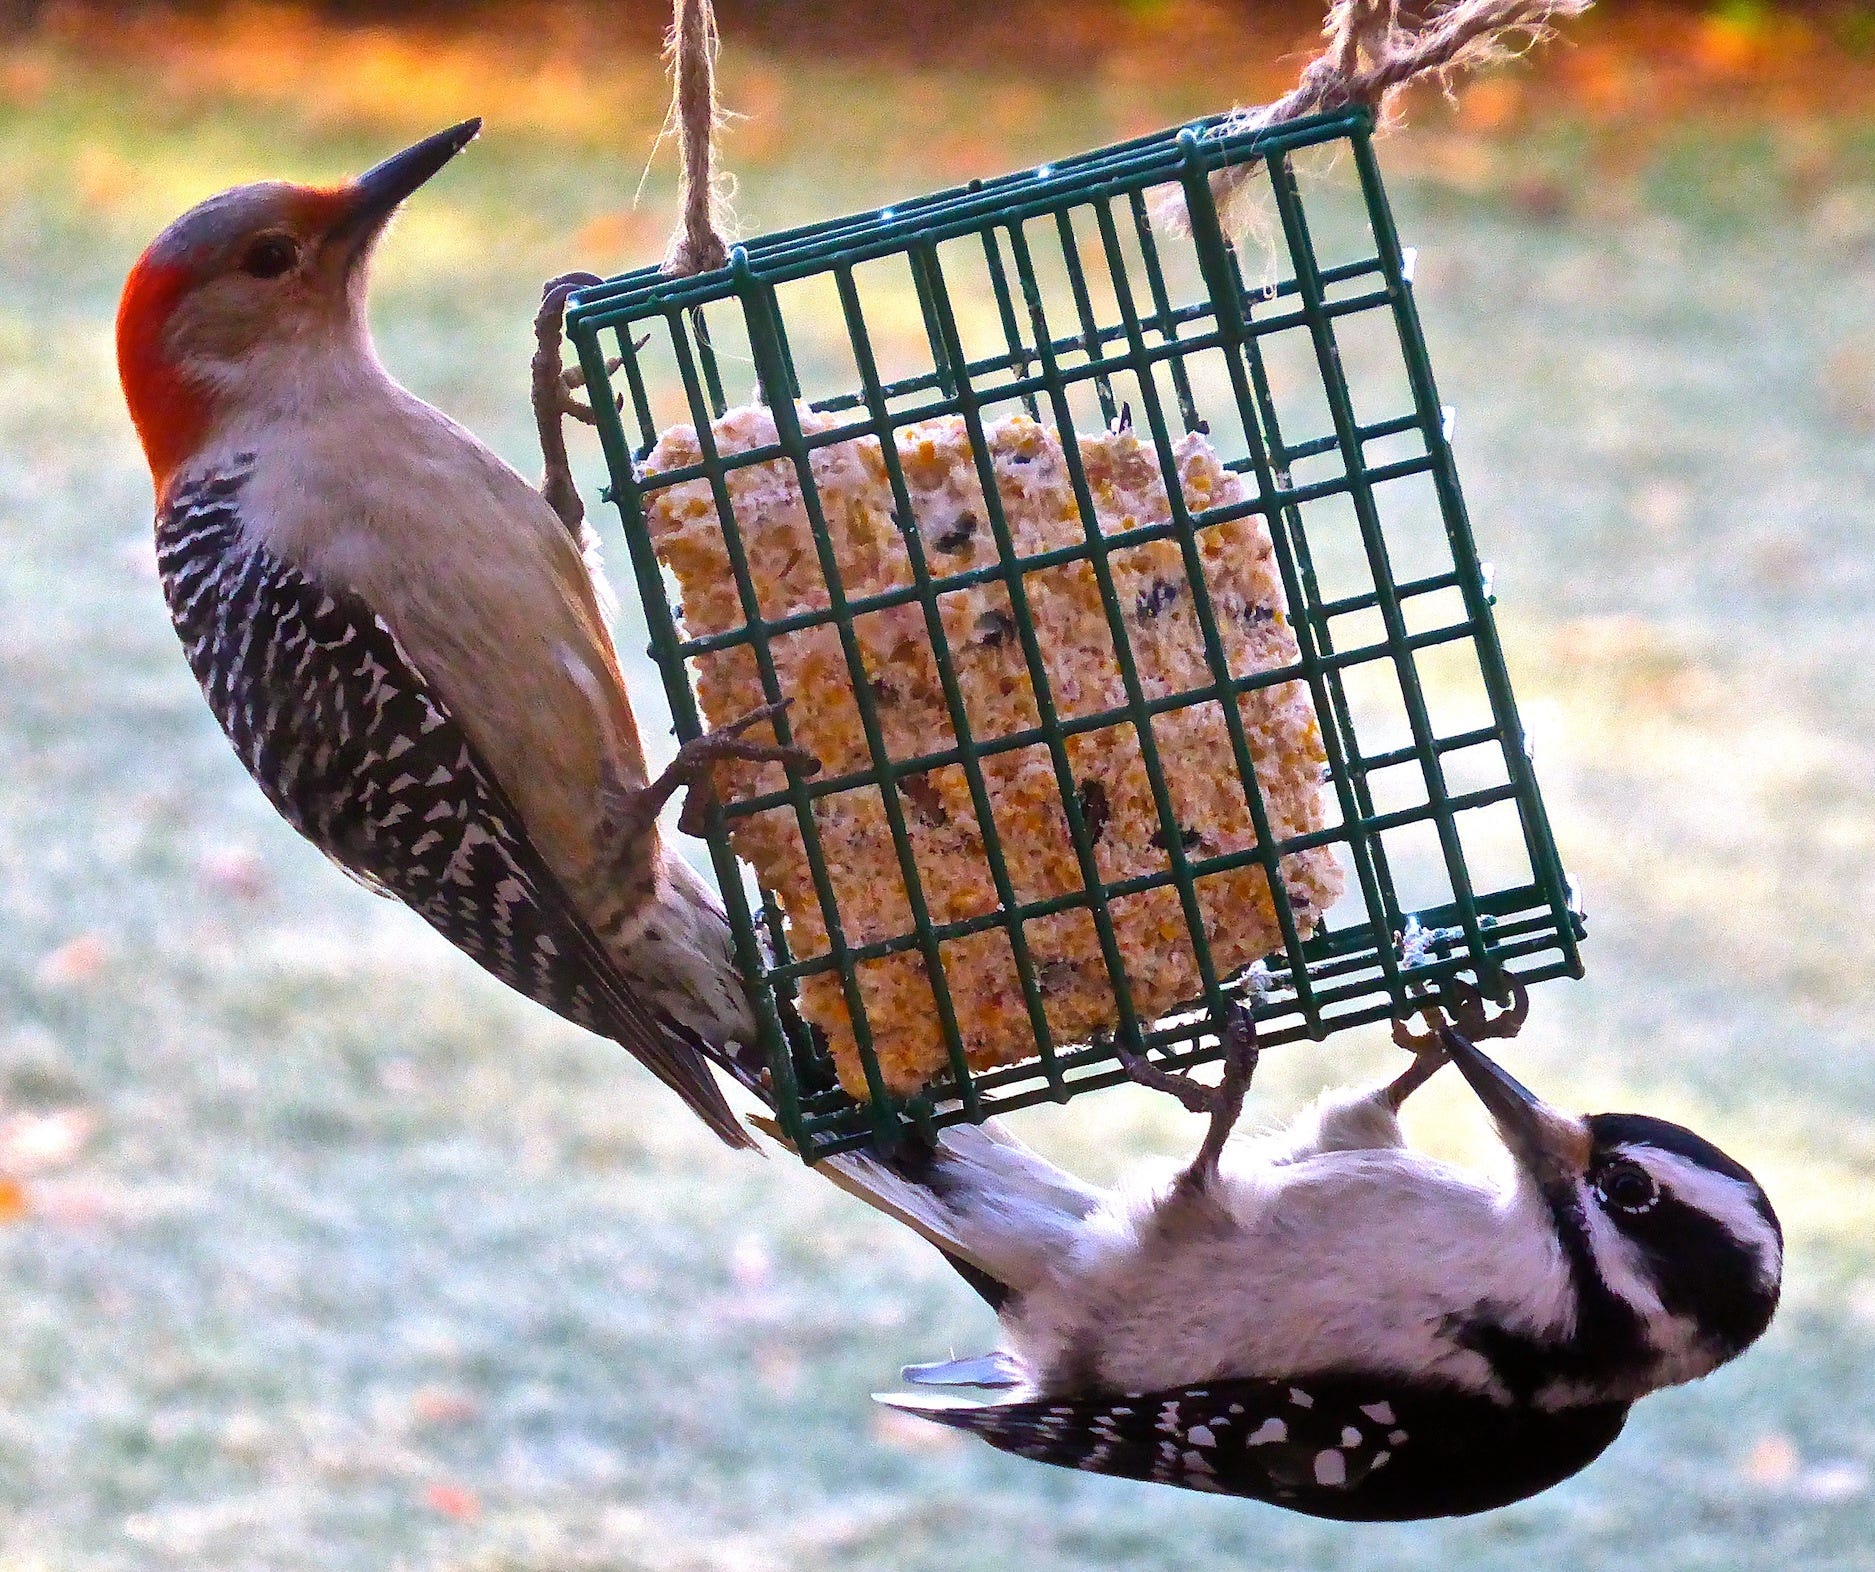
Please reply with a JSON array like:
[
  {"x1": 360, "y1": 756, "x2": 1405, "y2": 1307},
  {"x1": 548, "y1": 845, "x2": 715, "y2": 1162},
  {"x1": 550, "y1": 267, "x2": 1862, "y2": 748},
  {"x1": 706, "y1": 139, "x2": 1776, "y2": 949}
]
[
  {"x1": 153, "y1": 325, "x2": 402, "y2": 500},
  {"x1": 215, "y1": 328, "x2": 399, "y2": 452},
  {"x1": 1493, "y1": 1180, "x2": 1675, "y2": 1409}
]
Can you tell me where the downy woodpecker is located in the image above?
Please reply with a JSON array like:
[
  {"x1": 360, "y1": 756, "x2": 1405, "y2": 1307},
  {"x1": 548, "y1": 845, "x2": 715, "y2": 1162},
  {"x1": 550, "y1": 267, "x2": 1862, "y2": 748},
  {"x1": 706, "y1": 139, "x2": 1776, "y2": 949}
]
[
  {"x1": 117, "y1": 121, "x2": 819, "y2": 1148},
  {"x1": 836, "y1": 983, "x2": 1781, "y2": 1519}
]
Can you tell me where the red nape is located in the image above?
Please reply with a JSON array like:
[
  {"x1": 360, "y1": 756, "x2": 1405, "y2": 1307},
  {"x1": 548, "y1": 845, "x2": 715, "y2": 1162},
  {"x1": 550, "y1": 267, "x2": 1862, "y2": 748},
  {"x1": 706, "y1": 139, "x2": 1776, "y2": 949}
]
[{"x1": 116, "y1": 253, "x2": 209, "y2": 499}]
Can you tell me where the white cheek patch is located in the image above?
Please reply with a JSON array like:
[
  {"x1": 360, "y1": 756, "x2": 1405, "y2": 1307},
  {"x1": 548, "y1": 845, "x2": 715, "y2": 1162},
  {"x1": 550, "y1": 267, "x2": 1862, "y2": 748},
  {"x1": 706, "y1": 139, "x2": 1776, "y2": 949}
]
[
  {"x1": 1630, "y1": 1148, "x2": 1783, "y2": 1284},
  {"x1": 1577, "y1": 1186, "x2": 1664, "y2": 1319}
]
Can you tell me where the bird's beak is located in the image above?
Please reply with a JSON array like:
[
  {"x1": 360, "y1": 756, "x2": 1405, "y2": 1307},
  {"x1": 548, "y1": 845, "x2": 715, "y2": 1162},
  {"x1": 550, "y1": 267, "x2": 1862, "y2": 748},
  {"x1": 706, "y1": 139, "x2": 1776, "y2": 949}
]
[
  {"x1": 1440, "y1": 1027, "x2": 1590, "y2": 1190},
  {"x1": 328, "y1": 117, "x2": 482, "y2": 259}
]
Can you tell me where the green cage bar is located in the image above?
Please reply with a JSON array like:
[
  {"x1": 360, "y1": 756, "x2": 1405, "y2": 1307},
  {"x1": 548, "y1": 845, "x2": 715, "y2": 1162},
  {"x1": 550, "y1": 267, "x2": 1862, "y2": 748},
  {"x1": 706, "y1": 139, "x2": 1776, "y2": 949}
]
[{"x1": 567, "y1": 105, "x2": 1584, "y2": 1161}]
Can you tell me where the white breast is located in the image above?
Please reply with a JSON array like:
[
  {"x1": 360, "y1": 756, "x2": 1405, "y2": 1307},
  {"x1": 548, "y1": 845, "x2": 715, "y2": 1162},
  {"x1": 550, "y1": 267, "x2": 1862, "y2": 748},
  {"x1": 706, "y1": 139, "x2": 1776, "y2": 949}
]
[{"x1": 1009, "y1": 1149, "x2": 1574, "y2": 1399}]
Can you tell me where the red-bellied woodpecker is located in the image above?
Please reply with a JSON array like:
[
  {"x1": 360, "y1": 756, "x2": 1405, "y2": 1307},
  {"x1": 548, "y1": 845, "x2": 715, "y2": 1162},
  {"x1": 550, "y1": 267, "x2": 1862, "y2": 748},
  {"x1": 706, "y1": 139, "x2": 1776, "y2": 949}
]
[{"x1": 116, "y1": 119, "x2": 818, "y2": 1148}]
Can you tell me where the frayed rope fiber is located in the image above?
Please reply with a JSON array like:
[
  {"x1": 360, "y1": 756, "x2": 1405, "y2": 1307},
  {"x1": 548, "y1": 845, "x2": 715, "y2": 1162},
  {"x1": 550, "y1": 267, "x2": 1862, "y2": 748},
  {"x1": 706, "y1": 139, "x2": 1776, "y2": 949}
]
[{"x1": 1201, "y1": 0, "x2": 1592, "y2": 215}]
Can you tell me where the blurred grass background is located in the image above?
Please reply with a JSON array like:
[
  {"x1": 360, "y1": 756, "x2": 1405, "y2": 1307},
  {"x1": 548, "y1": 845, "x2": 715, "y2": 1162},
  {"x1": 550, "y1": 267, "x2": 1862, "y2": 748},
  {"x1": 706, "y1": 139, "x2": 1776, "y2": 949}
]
[{"x1": 2, "y1": 2, "x2": 1874, "y2": 1567}]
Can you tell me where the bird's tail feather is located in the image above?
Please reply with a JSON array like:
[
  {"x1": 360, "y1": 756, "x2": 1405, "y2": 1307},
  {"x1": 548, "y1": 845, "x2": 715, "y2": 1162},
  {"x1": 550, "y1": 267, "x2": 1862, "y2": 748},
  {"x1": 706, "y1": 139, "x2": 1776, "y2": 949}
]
[
  {"x1": 755, "y1": 1115, "x2": 1105, "y2": 1296},
  {"x1": 644, "y1": 1018, "x2": 760, "y2": 1150},
  {"x1": 902, "y1": 1351, "x2": 1024, "y2": 1389}
]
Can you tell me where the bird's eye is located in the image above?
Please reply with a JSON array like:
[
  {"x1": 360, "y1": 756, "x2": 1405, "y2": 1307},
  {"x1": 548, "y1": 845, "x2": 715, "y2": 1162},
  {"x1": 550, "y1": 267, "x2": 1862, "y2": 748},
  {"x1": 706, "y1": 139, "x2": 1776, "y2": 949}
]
[
  {"x1": 1594, "y1": 1160, "x2": 1660, "y2": 1215},
  {"x1": 240, "y1": 233, "x2": 302, "y2": 279}
]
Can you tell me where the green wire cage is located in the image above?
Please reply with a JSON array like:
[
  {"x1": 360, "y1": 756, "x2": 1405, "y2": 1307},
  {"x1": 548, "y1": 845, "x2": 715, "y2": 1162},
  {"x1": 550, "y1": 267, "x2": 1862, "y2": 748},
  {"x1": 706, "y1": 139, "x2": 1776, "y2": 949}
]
[{"x1": 566, "y1": 105, "x2": 1584, "y2": 1161}]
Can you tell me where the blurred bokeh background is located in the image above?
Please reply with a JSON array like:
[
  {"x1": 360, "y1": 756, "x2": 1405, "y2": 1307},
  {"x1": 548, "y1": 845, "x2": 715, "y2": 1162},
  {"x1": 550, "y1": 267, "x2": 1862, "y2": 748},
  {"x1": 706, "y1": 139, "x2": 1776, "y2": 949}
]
[{"x1": 2, "y1": 2, "x2": 1873, "y2": 1567}]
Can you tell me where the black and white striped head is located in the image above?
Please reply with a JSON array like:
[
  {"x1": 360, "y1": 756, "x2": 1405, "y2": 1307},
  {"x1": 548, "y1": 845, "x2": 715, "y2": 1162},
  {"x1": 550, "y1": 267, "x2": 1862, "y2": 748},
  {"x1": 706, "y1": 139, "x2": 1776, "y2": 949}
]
[{"x1": 1442, "y1": 1029, "x2": 1782, "y2": 1405}]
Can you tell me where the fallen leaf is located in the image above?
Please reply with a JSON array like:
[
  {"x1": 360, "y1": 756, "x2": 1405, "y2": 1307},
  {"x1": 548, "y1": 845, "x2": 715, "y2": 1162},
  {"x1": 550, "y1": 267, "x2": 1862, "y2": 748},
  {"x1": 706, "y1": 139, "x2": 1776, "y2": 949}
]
[
  {"x1": 753, "y1": 1341, "x2": 802, "y2": 1396},
  {"x1": 1743, "y1": 1432, "x2": 1800, "y2": 1486},
  {"x1": 35, "y1": 934, "x2": 108, "y2": 987},
  {"x1": 410, "y1": 1388, "x2": 479, "y2": 1428},
  {"x1": 422, "y1": 1482, "x2": 482, "y2": 1521},
  {"x1": 870, "y1": 1406, "x2": 964, "y2": 1454}
]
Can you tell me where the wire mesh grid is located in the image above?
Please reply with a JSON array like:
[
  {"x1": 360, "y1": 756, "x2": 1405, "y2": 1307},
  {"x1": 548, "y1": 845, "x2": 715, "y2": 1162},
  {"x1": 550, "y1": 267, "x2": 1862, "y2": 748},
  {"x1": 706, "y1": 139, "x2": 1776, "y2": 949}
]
[{"x1": 567, "y1": 106, "x2": 1583, "y2": 1159}]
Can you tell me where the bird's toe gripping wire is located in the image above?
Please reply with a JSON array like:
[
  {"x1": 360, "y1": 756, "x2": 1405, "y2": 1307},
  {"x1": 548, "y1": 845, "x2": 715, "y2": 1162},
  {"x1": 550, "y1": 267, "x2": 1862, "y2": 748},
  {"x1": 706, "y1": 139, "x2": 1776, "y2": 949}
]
[
  {"x1": 611, "y1": 700, "x2": 822, "y2": 845},
  {"x1": 1119, "y1": 999, "x2": 1261, "y2": 1188},
  {"x1": 1387, "y1": 971, "x2": 1530, "y2": 1110},
  {"x1": 531, "y1": 270, "x2": 623, "y2": 535}
]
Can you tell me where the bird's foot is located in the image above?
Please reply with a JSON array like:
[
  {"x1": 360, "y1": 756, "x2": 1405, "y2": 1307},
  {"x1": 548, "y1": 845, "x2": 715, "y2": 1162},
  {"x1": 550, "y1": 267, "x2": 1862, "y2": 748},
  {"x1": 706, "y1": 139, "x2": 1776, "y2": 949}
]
[
  {"x1": 1381, "y1": 1038, "x2": 1447, "y2": 1112},
  {"x1": 610, "y1": 701, "x2": 820, "y2": 843},
  {"x1": 531, "y1": 271, "x2": 621, "y2": 534},
  {"x1": 1120, "y1": 1000, "x2": 1261, "y2": 1188},
  {"x1": 1388, "y1": 972, "x2": 1529, "y2": 1108},
  {"x1": 668, "y1": 702, "x2": 822, "y2": 837},
  {"x1": 1116, "y1": 1046, "x2": 1218, "y2": 1117}
]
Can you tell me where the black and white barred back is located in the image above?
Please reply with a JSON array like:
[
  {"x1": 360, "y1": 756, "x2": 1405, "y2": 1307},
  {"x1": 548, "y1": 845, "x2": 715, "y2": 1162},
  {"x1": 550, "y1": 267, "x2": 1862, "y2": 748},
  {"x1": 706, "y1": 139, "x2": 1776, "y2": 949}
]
[
  {"x1": 154, "y1": 462, "x2": 751, "y2": 1148},
  {"x1": 890, "y1": 1373, "x2": 1628, "y2": 1522}
]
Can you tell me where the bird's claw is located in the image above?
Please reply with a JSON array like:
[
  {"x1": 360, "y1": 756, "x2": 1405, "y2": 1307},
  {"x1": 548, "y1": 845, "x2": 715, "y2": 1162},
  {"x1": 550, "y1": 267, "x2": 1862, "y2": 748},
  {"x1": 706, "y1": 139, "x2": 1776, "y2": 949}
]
[
  {"x1": 561, "y1": 357, "x2": 623, "y2": 396},
  {"x1": 1116, "y1": 1045, "x2": 1217, "y2": 1116},
  {"x1": 1388, "y1": 972, "x2": 1529, "y2": 1108},
  {"x1": 553, "y1": 358, "x2": 625, "y2": 429},
  {"x1": 1382, "y1": 1041, "x2": 1447, "y2": 1112},
  {"x1": 1121, "y1": 1000, "x2": 1261, "y2": 1187},
  {"x1": 667, "y1": 700, "x2": 821, "y2": 838},
  {"x1": 531, "y1": 270, "x2": 617, "y2": 531},
  {"x1": 601, "y1": 701, "x2": 818, "y2": 846}
]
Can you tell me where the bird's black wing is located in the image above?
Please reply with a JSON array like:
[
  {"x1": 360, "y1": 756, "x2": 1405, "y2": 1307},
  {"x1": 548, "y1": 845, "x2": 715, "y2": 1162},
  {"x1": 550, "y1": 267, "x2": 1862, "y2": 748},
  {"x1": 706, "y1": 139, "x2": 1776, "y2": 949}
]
[
  {"x1": 881, "y1": 1373, "x2": 1627, "y2": 1521},
  {"x1": 156, "y1": 463, "x2": 753, "y2": 1149}
]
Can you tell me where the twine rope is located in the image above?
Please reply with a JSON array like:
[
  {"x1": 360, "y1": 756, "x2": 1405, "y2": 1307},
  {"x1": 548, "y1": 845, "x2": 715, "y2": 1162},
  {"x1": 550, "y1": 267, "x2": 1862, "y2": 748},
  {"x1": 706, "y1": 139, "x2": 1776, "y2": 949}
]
[
  {"x1": 1207, "y1": 0, "x2": 1592, "y2": 210},
  {"x1": 663, "y1": 0, "x2": 731, "y2": 276},
  {"x1": 658, "y1": 0, "x2": 1590, "y2": 266}
]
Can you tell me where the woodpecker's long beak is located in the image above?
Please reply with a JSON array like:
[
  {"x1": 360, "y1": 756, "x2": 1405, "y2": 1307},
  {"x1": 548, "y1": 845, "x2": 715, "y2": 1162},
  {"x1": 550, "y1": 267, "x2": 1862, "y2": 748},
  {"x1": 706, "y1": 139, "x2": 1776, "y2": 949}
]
[
  {"x1": 329, "y1": 117, "x2": 482, "y2": 257},
  {"x1": 1441, "y1": 1028, "x2": 1591, "y2": 1189}
]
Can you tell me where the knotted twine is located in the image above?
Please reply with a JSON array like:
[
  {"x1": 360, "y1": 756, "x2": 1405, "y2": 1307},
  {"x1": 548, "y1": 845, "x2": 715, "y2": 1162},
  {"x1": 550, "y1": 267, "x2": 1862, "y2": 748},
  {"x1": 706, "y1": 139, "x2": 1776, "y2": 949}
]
[
  {"x1": 656, "y1": 0, "x2": 1593, "y2": 267},
  {"x1": 1199, "y1": 0, "x2": 1592, "y2": 219}
]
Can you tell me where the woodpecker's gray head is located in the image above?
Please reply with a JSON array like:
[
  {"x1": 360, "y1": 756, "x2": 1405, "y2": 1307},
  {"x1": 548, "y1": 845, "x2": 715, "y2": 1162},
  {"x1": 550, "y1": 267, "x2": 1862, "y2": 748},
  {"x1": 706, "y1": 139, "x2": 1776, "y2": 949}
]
[
  {"x1": 118, "y1": 118, "x2": 480, "y2": 496},
  {"x1": 1441, "y1": 1027, "x2": 1782, "y2": 1405}
]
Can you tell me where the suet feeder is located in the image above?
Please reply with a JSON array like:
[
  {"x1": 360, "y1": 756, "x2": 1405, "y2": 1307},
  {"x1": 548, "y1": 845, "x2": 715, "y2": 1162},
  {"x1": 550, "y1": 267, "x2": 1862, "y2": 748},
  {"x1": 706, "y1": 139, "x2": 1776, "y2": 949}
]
[{"x1": 566, "y1": 106, "x2": 1583, "y2": 1160}]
